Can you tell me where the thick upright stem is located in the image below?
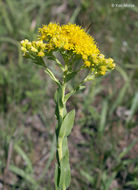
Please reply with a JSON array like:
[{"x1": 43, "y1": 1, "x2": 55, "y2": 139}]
[
  {"x1": 63, "y1": 185, "x2": 66, "y2": 190},
  {"x1": 55, "y1": 82, "x2": 67, "y2": 190},
  {"x1": 55, "y1": 63, "x2": 74, "y2": 190}
]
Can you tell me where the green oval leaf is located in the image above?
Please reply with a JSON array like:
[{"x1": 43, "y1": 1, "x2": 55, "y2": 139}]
[{"x1": 59, "y1": 109, "x2": 75, "y2": 138}]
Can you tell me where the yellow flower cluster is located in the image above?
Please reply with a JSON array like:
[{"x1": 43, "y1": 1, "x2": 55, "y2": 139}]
[
  {"x1": 20, "y1": 39, "x2": 46, "y2": 57},
  {"x1": 20, "y1": 23, "x2": 115, "y2": 75}
]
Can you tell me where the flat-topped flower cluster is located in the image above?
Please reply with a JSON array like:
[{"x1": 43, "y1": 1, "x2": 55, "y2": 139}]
[{"x1": 21, "y1": 23, "x2": 115, "y2": 76}]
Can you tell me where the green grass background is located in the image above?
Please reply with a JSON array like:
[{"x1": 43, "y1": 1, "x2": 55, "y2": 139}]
[{"x1": 0, "y1": 0, "x2": 138, "y2": 189}]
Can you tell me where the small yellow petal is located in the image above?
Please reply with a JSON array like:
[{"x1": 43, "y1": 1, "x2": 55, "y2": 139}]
[
  {"x1": 21, "y1": 47, "x2": 27, "y2": 53},
  {"x1": 31, "y1": 47, "x2": 38, "y2": 52},
  {"x1": 38, "y1": 51, "x2": 45, "y2": 57},
  {"x1": 84, "y1": 61, "x2": 91, "y2": 67}
]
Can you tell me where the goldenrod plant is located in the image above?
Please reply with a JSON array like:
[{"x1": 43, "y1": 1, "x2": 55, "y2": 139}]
[{"x1": 21, "y1": 23, "x2": 115, "y2": 190}]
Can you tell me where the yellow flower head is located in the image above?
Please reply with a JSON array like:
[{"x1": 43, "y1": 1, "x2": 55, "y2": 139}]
[
  {"x1": 38, "y1": 51, "x2": 45, "y2": 57},
  {"x1": 20, "y1": 23, "x2": 115, "y2": 75}
]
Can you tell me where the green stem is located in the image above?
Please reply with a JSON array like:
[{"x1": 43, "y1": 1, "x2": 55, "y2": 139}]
[
  {"x1": 58, "y1": 138, "x2": 63, "y2": 161},
  {"x1": 55, "y1": 82, "x2": 67, "y2": 190},
  {"x1": 53, "y1": 58, "x2": 76, "y2": 190},
  {"x1": 63, "y1": 184, "x2": 66, "y2": 190}
]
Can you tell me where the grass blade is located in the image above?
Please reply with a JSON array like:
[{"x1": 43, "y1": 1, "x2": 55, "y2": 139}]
[
  {"x1": 9, "y1": 165, "x2": 38, "y2": 188},
  {"x1": 126, "y1": 92, "x2": 138, "y2": 123},
  {"x1": 109, "y1": 82, "x2": 129, "y2": 115},
  {"x1": 119, "y1": 139, "x2": 137, "y2": 160},
  {"x1": 14, "y1": 144, "x2": 33, "y2": 173},
  {"x1": 99, "y1": 100, "x2": 108, "y2": 133}
]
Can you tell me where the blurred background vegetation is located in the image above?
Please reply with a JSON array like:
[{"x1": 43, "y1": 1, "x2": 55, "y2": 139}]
[{"x1": 0, "y1": 0, "x2": 138, "y2": 189}]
